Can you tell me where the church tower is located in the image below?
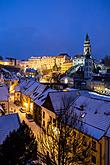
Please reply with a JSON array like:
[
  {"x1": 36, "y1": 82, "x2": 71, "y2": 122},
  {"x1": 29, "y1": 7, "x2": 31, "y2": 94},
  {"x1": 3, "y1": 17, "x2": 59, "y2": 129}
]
[
  {"x1": 83, "y1": 33, "x2": 91, "y2": 56},
  {"x1": 84, "y1": 48, "x2": 93, "y2": 80}
]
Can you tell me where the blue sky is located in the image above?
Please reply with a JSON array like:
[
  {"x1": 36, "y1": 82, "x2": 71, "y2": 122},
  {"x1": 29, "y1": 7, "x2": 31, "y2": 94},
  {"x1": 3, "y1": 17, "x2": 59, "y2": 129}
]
[{"x1": 0, "y1": 0, "x2": 110, "y2": 59}]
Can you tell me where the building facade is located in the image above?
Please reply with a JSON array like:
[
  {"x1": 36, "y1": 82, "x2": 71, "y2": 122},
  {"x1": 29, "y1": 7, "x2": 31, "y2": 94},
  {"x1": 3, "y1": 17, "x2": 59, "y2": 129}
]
[
  {"x1": 20, "y1": 54, "x2": 72, "y2": 73},
  {"x1": 15, "y1": 79, "x2": 110, "y2": 165}
]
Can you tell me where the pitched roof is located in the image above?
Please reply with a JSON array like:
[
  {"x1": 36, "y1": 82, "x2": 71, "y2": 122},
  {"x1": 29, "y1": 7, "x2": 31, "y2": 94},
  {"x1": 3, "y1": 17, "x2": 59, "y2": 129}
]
[
  {"x1": 34, "y1": 88, "x2": 56, "y2": 106},
  {"x1": 19, "y1": 79, "x2": 35, "y2": 93},
  {"x1": 46, "y1": 91, "x2": 79, "y2": 114},
  {"x1": 44, "y1": 88, "x2": 110, "y2": 140},
  {"x1": 23, "y1": 81, "x2": 39, "y2": 96},
  {"x1": 0, "y1": 113, "x2": 20, "y2": 144},
  {"x1": 26, "y1": 68, "x2": 37, "y2": 73},
  {"x1": 0, "y1": 85, "x2": 9, "y2": 101},
  {"x1": 72, "y1": 95, "x2": 110, "y2": 139}
]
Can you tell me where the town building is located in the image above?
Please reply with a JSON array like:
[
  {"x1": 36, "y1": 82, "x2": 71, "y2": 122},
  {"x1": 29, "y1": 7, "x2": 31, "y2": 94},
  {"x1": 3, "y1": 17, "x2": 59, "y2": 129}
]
[
  {"x1": 14, "y1": 79, "x2": 110, "y2": 164},
  {"x1": 25, "y1": 68, "x2": 38, "y2": 78},
  {"x1": 86, "y1": 74, "x2": 110, "y2": 94},
  {"x1": 20, "y1": 54, "x2": 72, "y2": 74}
]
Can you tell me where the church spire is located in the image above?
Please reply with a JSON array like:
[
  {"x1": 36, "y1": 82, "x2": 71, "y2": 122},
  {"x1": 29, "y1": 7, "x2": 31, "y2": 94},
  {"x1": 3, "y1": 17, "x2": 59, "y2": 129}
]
[
  {"x1": 83, "y1": 33, "x2": 91, "y2": 56},
  {"x1": 85, "y1": 33, "x2": 90, "y2": 41}
]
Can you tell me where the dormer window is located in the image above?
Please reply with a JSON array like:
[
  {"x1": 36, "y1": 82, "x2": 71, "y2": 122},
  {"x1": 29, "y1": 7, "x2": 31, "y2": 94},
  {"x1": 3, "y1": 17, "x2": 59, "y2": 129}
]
[{"x1": 81, "y1": 112, "x2": 86, "y2": 118}]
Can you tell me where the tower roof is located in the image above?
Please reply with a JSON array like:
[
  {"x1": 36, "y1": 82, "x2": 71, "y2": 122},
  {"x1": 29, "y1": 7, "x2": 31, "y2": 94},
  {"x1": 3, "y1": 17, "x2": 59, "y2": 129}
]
[{"x1": 85, "y1": 33, "x2": 90, "y2": 41}]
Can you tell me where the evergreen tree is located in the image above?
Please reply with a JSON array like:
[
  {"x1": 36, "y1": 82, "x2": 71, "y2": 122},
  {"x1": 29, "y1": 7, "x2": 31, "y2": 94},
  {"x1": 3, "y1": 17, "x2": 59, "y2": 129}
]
[{"x1": 0, "y1": 121, "x2": 37, "y2": 165}]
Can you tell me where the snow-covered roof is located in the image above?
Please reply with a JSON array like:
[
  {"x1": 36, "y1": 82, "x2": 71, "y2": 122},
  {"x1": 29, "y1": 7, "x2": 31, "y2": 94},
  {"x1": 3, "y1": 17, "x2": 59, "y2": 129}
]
[
  {"x1": 23, "y1": 81, "x2": 39, "y2": 96},
  {"x1": 34, "y1": 88, "x2": 56, "y2": 106},
  {"x1": 26, "y1": 68, "x2": 37, "y2": 73},
  {"x1": 17, "y1": 79, "x2": 110, "y2": 140},
  {"x1": 30, "y1": 84, "x2": 47, "y2": 100},
  {"x1": 19, "y1": 80, "x2": 53, "y2": 105},
  {"x1": 19, "y1": 79, "x2": 35, "y2": 93},
  {"x1": 0, "y1": 113, "x2": 20, "y2": 144},
  {"x1": 71, "y1": 95, "x2": 110, "y2": 139},
  {"x1": 15, "y1": 85, "x2": 20, "y2": 92},
  {"x1": 2, "y1": 68, "x2": 11, "y2": 73},
  {"x1": 79, "y1": 90, "x2": 110, "y2": 101},
  {"x1": 44, "y1": 89, "x2": 110, "y2": 140},
  {"x1": 11, "y1": 73, "x2": 19, "y2": 81},
  {"x1": 88, "y1": 91, "x2": 110, "y2": 101},
  {"x1": 1, "y1": 69, "x2": 19, "y2": 81},
  {"x1": 65, "y1": 88, "x2": 79, "y2": 92},
  {"x1": 48, "y1": 91, "x2": 79, "y2": 114},
  {"x1": 0, "y1": 85, "x2": 9, "y2": 101}
]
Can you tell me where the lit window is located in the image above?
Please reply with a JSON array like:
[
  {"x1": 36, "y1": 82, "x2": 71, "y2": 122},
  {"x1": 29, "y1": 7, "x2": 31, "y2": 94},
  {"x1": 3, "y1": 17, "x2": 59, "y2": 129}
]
[
  {"x1": 73, "y1": 131, "x2": 76, "y2": 137},
  {"x1": 43, "y1": 120, "x2": 45, "y2": 127},
  {"x1": 92, "y1": 140, "x2": 96, "y2": 150},
  {"x1": 43, "y1": 111, "x2": 45, "y2": 119},
  {"x1": 81, "y1": 112, "x2": 86, "y2": 118}
]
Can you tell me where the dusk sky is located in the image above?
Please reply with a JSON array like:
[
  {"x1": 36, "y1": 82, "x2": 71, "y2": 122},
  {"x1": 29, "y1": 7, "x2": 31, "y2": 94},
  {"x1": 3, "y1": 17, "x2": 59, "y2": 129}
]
[{"x1": 0, "y1": 0, "x2": 110, "y2": 60}]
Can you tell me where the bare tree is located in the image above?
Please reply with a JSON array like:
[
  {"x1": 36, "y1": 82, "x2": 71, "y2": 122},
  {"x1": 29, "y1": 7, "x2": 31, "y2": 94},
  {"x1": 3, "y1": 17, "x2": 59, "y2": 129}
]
[{"x1": 38, "y1": 96, "x2": 91, "y2": 165}]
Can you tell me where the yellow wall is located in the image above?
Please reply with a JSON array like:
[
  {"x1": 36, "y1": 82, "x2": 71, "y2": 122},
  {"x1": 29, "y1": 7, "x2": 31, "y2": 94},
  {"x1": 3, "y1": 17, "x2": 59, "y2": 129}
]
[
  {"x1": 61, "y1": 61, "x2": 73, "y2": 73},
  {"x1": 41, "y1": 106, "x2": 56, "y2": 129},
  {"x1": 14, "y1": 92, "x2": 21, "y2": 102},
  {"x1": 40, "y1": 106, "x2": 110, "y2": 165},
  {"x1": 20, "y1": 55, "x2": 72, "y2": 72},
  {"x1": 87, "y1": 81, "x2": 106, "y2": 94}
]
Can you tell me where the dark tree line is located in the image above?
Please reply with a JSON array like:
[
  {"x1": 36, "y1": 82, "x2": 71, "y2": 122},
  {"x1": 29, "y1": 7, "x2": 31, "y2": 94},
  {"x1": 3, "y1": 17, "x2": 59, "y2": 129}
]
[{"x1": 0, "y1": 121, "x2": 37, "y2": 165}]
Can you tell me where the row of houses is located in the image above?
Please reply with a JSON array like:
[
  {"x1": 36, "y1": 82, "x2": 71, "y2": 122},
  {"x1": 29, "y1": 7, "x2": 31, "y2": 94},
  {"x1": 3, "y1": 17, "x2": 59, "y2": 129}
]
[
  {"x1": 14, "y1": 79, "x2": 110, "y2": 165},
  {"x1": 0, "y1": 78, "x2": 110, "y2": 164}
]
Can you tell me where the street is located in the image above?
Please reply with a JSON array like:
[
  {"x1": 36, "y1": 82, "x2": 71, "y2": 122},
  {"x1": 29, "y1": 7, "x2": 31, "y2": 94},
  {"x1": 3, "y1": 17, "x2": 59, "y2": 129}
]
[{"x1": 9, "y1": 94, "x2": 42, "y2": 153}]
